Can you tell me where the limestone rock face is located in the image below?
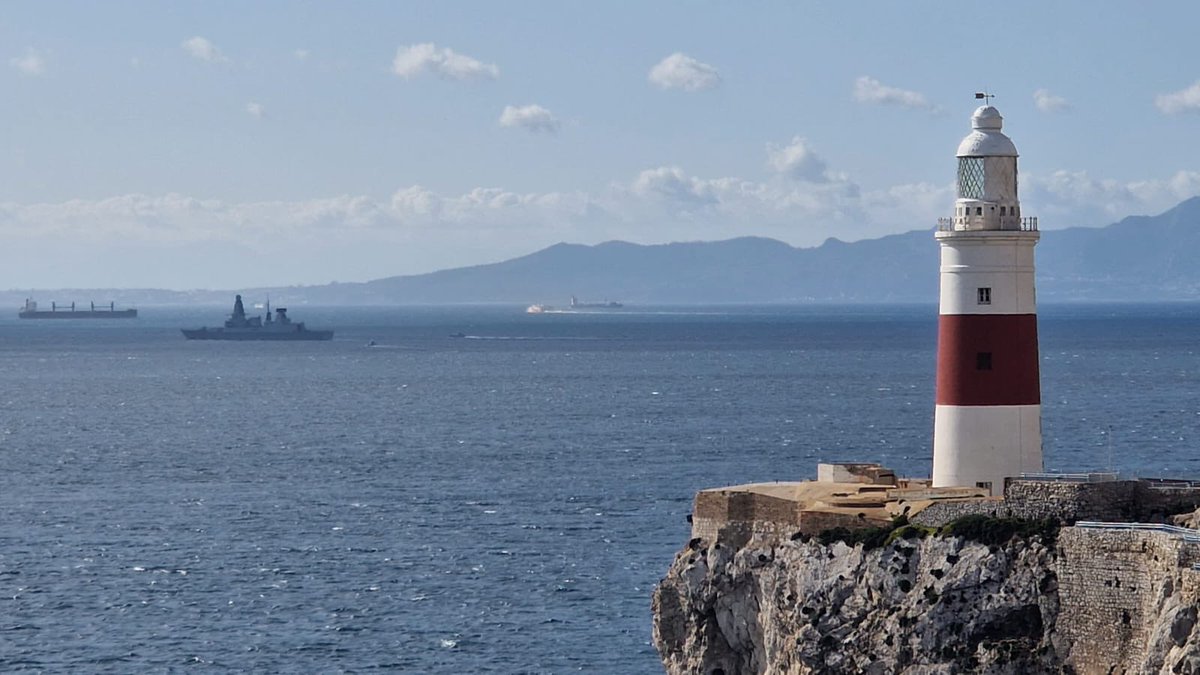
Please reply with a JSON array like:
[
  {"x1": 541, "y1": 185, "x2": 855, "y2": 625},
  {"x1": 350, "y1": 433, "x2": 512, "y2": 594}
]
[
  {"x1": 1172, "y1": 507, "x2": 1200, "y2": 529},
  {"x1": 652, "y1": 533, "x2": 1060, "y2": 674},
  {"x1": 652, "y1": 526, "x2": 1200, "y2": 674}
]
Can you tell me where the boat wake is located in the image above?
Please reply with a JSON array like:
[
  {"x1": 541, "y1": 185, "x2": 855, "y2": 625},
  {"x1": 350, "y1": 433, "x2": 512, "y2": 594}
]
[{"x1": 458, "y1": 335, "x2": 618, "y2": 341}]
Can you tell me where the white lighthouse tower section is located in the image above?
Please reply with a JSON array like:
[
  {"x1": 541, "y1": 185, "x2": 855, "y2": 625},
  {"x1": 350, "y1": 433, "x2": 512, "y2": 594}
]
[
  {"x1": 937, "y1": 235, "x2": 1038, "y2": 316},
  {"x1": 932, "y1": 105, "x2": 1043, "y2": 497}
]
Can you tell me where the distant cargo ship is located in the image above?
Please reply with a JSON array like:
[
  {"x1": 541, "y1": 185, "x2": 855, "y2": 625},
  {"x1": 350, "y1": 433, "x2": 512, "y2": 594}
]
[
  {"x1": 527, "y1": 296, "x2": 624, "y2": 314},
  {"x1": 19, "y1": 299, "x2": 137, "y2": 319},
  {"x1": 182, "y1": 295, "x2": 332, "y2": 341},
  {"x1": 570, "y1": 295, "x2": 622, "y2": 309}
]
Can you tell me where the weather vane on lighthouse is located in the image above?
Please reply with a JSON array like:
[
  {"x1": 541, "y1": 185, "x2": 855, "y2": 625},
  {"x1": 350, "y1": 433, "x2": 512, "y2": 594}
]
[{"x1": 975, "y1": 91, "x2": 995, "y2": 105}]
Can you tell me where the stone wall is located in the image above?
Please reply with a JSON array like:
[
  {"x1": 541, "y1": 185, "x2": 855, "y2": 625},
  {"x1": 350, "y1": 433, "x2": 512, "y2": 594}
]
[
  {"x1": 691, "y1": 480, "x2": 1200, "y2": 551},
  {"x1": 691, "y1": 489, "x2": 885, "y2": 546},
  {"x1": 907, "y1": 497, "x2": 1009, "y2": 526},
  {"x1": 1150, "y1": 486, "x2": 1200, "y2": 519},
  {"x1": 1056, "y1": 527, "x2": 1200, "y2": 673},
  {"x1": 691, "y1": 490, "x2": 799, "y2": 546},
  {"x1": 911, "y1": 480, "x2": 1200, "y2": 528}
]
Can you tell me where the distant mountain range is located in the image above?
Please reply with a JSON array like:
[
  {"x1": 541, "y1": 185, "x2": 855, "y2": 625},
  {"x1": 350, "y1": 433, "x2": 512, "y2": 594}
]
[{"x1": 6, "y1": 197, "x2": 1200, "y2": 306}]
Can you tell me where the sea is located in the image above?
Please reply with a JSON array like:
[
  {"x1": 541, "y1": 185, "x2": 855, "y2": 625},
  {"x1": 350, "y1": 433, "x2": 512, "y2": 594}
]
[{"x1": 1, "y1": 302, "x2": 1198, "y2": 672}]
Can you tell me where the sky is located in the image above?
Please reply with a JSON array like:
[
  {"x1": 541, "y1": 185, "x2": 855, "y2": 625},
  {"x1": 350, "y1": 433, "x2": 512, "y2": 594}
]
[{"x1": 4, "y1": 1, "x2": 1200, "y2": 289}]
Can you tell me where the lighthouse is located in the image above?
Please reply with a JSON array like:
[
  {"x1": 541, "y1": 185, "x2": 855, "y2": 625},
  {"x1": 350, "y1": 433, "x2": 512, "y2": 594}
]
[{"x1": 931, "y1": 103, "x2": 1042, "y2": 496}]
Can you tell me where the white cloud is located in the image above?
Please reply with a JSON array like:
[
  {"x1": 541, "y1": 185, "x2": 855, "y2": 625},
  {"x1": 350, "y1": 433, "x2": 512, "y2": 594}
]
[
  {"x1": 853, "y1": 76, "x2": 933, "y2": 111},
  {"x1": 1033, "y1": 88, "x2": 1070, "y2": 113},
  {"x1": 392, "y1": 43, "x2": 498, "y2": 81},
  {"x1": 293, "y1": 49, "x2": 310, "y2": 61},
  {"x1": 622, "y1": 164, "x2": 1200, "y2": 243},
  {"x1": 1156, "y1": 81, "x2": 1200, "y2": 115},
  {"x1": 618, "y1": 167, "x2": 917, "y2": 254},
  {"x1": 631, "y1": 167, "x2": 722, "y2": 207},
  {"x1": 648, "y1": 53, "x2": 721, "y2": 91},
  {"x1": 5, "y1": 161, "x2": 1198, "y2": 288},
  {"x1": 767, "y1": 137, "x2": 830, "y2": 182},
  {"x1": 181, "y1": 36, "x2": 230, "y2": 64},
  {"x1": 1021, "y1": 169, "x2": 1200, "y2": 226},
  {"x1": 499, "y1": 104, "x2": 560, "y2": 133},
  {"x1": 862, "y1": 181, "x2": 954, "y2": 229},
  {"x1": 246, "y1": 102, "x2": 265, "y2": 119},
  {"x1": 0, "y1": 168, "x2": 871, "y2": 287},
  {"x1": 389, "y1": 186, "x2": 594, "y2": 228},
  {"x1": 0, "y1": 187, "x2": 600, "y2": 286},
  {"x1": 9, "y1": 48, "x2": 46, "y2": 76}
]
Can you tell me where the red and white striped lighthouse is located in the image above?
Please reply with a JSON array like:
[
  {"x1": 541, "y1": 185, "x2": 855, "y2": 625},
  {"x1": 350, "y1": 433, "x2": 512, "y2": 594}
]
[{"x1": 931, "y1": 103, "x2": 1042, "y2": 496}]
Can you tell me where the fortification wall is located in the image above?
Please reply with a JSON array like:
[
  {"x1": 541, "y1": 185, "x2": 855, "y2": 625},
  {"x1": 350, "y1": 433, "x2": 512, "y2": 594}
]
[
  {"x1": 691, "y1": 491, "x2": 800, "y2": 547},
  {"x1": 691, "y1": 489, "x2": 880, "y2": 545},
  {"x1": 692, "y1": 480, "x2": 1200, "y2": 549},
  {"x1": 911, "y1": 480, "x2": 1200, "y2": 528},
  {"x1": 1150, "y1": 486, "x2": 1200, "y2": 518},
  {"x1": 906, "y1": 497, "x2": 1008, "y2": 525},
  {"x1": 1056, "y1": 527, "x2": 1200, "y2": 673}
]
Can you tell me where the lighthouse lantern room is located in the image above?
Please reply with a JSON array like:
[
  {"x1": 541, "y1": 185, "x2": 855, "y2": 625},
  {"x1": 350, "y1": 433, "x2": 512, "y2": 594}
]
[{"x1": 931, "y1": 103, "x2": 1042, "y2": 496}]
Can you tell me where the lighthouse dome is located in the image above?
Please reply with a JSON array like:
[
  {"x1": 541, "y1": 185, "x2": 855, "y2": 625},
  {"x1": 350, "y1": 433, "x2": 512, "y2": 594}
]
[{"x1": 956, "y1": 105, "x2": 1018, "y2": 157}]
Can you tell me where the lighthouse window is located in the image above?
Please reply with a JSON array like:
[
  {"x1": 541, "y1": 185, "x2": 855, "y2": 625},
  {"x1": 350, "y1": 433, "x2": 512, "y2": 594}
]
[
  {"x1": 1000, "y1": 206, "x2": 1007, "y2": 215},
  {"x1": 977, "y1": 287, "x2": 992, "y2": 305},
  {"x1": 957, "y1": 157, "x2": 986, "y2": 199},
  {"x1": 976, "y1": 352, "x2": 993, "y2": 371},
  {"x1": 976, "y1": 207, "x2": 983, "y2": 216}
]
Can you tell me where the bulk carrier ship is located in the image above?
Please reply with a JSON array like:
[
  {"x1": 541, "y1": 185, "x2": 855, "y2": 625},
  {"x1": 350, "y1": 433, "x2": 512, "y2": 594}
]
[{"x1": 19, "y1": 299, "x2": 137, "y2": 319}]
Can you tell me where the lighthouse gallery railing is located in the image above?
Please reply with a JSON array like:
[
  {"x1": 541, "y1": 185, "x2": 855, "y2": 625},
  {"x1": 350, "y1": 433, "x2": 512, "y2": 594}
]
[{"x1": 937, "y1": 216, "x2": 1038, "y2": 232}]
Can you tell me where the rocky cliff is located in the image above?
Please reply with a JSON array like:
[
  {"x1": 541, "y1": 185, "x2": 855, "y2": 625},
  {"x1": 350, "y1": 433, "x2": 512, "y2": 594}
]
[{"x1": 652, "y1": 519, "x2": 1200, "y2": 674}]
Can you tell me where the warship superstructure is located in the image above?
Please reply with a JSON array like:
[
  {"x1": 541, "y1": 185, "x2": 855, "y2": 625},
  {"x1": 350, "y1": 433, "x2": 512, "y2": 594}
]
[{"x1": 181, "y1": 295, "x2": 332, "y2": 341}]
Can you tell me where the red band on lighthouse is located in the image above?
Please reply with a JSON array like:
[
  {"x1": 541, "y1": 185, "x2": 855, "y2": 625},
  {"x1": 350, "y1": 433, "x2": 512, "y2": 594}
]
[{"x1": 935, "y1": 314, "x2": 1040, "y2": 406}]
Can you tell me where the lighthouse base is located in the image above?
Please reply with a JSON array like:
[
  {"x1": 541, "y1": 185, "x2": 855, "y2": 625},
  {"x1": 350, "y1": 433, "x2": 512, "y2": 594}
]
[{"x1": 932, "y1": 403, "x2": 1042, "y2": 496}]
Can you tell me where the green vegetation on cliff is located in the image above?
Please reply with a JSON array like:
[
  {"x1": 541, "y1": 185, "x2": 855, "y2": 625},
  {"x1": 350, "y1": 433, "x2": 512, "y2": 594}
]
[{"x1": 807, "y1": 514, "x2": 1061, "y2": 551}]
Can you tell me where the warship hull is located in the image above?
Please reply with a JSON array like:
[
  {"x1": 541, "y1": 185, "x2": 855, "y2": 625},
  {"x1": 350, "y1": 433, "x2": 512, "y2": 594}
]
[{"x1": 181, "y1": 328, "x2": 333, "y2": 341}]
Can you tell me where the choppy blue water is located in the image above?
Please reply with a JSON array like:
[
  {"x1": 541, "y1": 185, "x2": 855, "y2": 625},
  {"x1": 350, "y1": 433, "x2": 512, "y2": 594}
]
[{"x1": 1, "y1": 303, "x2": 1198, "y2": 672}]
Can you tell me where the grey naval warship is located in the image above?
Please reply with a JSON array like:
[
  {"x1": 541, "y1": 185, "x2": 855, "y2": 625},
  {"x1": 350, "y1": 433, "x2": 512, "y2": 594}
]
[{"x1": 182, "y1": 295, "x2": 333, "y2": 341}]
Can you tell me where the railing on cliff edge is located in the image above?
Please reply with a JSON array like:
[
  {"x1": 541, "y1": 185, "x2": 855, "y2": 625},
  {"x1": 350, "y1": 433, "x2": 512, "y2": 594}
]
[
  {"x1": 1018, "y1": 472, "x2": 1120, "y2": 483},
  {"x1": 1141, "y1": 477, "x2": 1200, "y2": 489},
  {"x1": 1075, "y1": 521, "x2": 1200, "y2": 543}
]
